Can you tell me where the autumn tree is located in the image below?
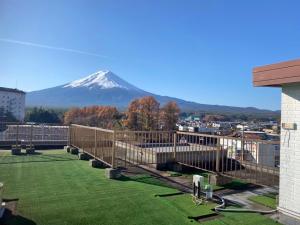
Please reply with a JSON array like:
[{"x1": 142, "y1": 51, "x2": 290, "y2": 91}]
[
  {"x1": 97, "y1": 106, "x2": 120, "y2": 129},
  {"x1": 203, "y1": 114, "x2": 227, "y2": 123},
  {"x1": 126, "y1": 99, "x2": 141, "y2": 130},
  {"x1": 63, "y1": 106, "x2": 120, "y2": 129},
  {"x1": 160, "y1": 101, "x2": 180, "y2": 130},
  {"x1": 64, "y1": 108, "x2": 81, "y2": 124},
  {"x1": 126, "y1": 96, "x2": 160, "y2": 131},
  {"x1": 139, "y1": 96, "x2": 160, "y2": 130}
]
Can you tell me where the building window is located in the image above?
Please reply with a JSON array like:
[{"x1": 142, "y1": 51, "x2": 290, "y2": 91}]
[{"x1": 274, "y1": 156, "x2": 280, "y2": 167}]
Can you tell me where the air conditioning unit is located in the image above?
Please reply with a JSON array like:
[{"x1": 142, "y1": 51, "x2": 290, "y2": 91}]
[
  {"x1": 204, "y1": 184, "x2": 213, "y2": 200},
  {"x1": 193, "y1": 175, "x2": 204, "y2": 198}
]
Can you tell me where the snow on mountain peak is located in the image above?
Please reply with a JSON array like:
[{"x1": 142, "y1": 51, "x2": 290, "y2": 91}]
[{"x1": 63, "y1": 70, "x2": 140, "y2": 91}]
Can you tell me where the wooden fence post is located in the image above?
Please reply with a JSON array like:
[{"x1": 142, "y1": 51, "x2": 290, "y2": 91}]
[
  {"x1": 241, "y1": 135, "x2": 245, "y2": 162},
  {"x1": 16, "y1": 123, "x2": 19, "y2": 146},
  {"x1": 94, "y1": 129, "x2": 97, "y2": 159},
  {"x1": 30, "y1": 124, "x2": 33, "y2": 148},
  {"x1": 216, "y1": 137, "x2": 221, "y2": 173},
  {"x1": 111, "y1": 130, "x2": 116, "y2": 168},
  {"x1": 173, "y1": 132, "x2": 177, "y2": 161},
  {"x1": 68, "y1": 125, "x2": 71, "y2": 146}
]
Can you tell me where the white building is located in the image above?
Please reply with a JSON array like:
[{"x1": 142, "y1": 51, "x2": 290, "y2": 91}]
[
  {"x1": 236, "y1": 124, "x2": 249, "y2": 131},
  {"x1": 220, "y1": 138, "x2": 280, "y2": 168},
  {"x1": 211, "y1": 121, "x2": 232, "y2": 129},
  {"x1": 0, "y1": 87, "x2": 26, "y2": 121},
  {"x1": 253, "y1": 59, "x2": 300, "y2": 221},
  {"x1": 178, "y1": 125, "x2": 188, "y2": 132}
]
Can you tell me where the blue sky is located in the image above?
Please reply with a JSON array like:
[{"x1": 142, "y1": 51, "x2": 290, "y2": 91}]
[{"x1": 1, "y1": 0, "x2": 300, "y2": 110}]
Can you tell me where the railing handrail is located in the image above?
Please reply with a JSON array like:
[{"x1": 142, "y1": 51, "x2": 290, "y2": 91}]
[
  {"x1": 0, "y1": 122, "x2": 66, "y2": 126},
  {"x1": 115, "y1": 130, "x2": 175, "y2": 134},
  {"x1": 70, "y1": 124, "x2": 114, "y2": 133},
  {"x1": 176, "y1": 131, "x2": 280, "y2": 145}
]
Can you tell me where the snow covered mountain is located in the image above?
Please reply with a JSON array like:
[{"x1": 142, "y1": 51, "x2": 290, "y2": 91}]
[
  {"x1": 63, "y1": 70, "x2": 141, "y2": 91},
  {"x1": 26, "y1": 70, "x2": 278, "y2": 115}
]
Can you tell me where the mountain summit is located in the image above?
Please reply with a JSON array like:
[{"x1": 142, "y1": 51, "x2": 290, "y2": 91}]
[
  {"x1": 63, "y1": 70, "x2": 141, "y2": 91},
  {"x1": 26, "y1": 70, "x2": 278, "y2": 115}
]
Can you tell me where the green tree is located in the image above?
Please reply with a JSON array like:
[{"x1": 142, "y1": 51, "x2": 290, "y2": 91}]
[{"x1": 25, "y1": 107, "x2": 61, "y2": 123}]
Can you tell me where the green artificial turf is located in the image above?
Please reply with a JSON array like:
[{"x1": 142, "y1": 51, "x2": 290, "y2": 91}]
[
  {"x1": 166, "y1": 170, "x2": 249, "y2": 191},
  {"x1": 160, "y1": 193, "x2": 217, "y2": 218},
  {"x1": 0, "y1": 150, "x2": 280, "y2": 225},
  {"x1": 201, "y1": 210, "x2": 280, "y2": 225},
  {"x1": 248, "y1": 193, "x2": 278, "y2": 209},
  {"x1": 0, "y1": 150, "x2": 195, "y2": 225}
]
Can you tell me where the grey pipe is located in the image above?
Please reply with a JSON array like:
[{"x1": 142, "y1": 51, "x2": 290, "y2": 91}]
[{"x1": 213, "y1": 193, "x2": 277, "y2": 214}]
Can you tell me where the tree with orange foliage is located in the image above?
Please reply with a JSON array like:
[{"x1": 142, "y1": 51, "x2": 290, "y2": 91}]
[
  {"x1": 64, "y1": 106, "x2": 120, "y2": 129},
  {"x1": 160, "y1": 101, "x2": 180, "y2": 130},
  {"x1": 64, "y1": 108, "x2": 81, "y2": 124},
  {"x1": 126, "y1": 99, "x2": 141, "y2": 130},
  {"x1": 139, "y1": 96, "x2": 160, "y2": 130}
]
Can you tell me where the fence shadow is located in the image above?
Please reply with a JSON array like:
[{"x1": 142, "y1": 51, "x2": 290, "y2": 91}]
[
  {"x1": 1, "y1": 209, "x2": 36, "y2": 225},
  {"x1": 0, "y1": 153, "x2": 77, "y2": 165},
  {"x1": 117, "y1": 173, "x2": 172, "y2": 189}
]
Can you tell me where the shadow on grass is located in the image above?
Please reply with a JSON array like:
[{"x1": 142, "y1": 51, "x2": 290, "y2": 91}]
[
  {"x1": 117, "y1": 174, "x2": 172, "y2": 188},
  {"x1": 0, "y1": 153, "x2": 77, "y2": 165},
  {"x1": 1, "y1": 209, "x2": 36, "y2": 225},
  {"x1": 221, "y1": 180, "x2": 253, "y2": 190}
]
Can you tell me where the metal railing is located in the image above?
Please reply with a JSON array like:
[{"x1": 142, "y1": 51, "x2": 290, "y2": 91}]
[
  {"x1": 114, "y1": 130, "x2": 174, "y2": 168},
  {"x1": 69, "y1": 124, "x2": 280, "y2": 187},
  {"x1": 70, "y1": 124, "x2": 114, "y2": 167},
  {"x1": 176, "y1": 132, "x2": 280, "y2": 186},
  {"x1": 0, "y1": 122, "x2": 69, "y2": 147}
]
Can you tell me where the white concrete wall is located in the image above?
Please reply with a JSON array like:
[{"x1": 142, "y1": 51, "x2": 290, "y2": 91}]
[
  {"x1": 220, "y1": 138, "x2": 279, "y2": 167},
  {"x1": 257, "y1": 143, "x2": 279, "y2": 168},
  {"x1": 279, "y1": 84, "x2": 300, "y2": 219},
  {"x1": 0, "y1": 90, "x2": 25, "y2": 121}
]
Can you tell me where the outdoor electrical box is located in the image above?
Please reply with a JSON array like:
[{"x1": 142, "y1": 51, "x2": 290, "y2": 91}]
[
  {"x1": 282, "y1": 123, "x2": 297, "y2": 130},
  {"x1": 204, "y1": 184, "x2": 213, "y2": 200},
  {"x1": 193, "y1": 175, "x2": 204, "y2": 198}
]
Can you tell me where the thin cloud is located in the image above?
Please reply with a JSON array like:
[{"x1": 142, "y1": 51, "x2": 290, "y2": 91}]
[{"x1": 0, "y1": 38, "x2": 109, "y2": 58}]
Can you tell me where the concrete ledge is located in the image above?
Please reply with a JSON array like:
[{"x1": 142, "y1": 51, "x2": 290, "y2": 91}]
[
  {"x1": 11, "y1": 148, "x2": 21, "y2": 155},
  {"x1": 278, "y1": 207, "x2": 300, "y2": 222},
  {"x1": 64, "y1": 146, "x2": 71, "y2": 153},
  {"x1": 172, "y1": 163, "x2": 183, "y2": 172},
  {"x1": 208, "y1": 174, "x2": 233, "y2": 186},
  {"x1": 70, "y1": 147, "x2": 79, "y2": 155},
  {"x1": 26, "y1": 148, "x2": 35, "y2": 154},
  {"x1": 78, "y1": 153, "x2": 89, "y2": 160},
  {"x1": 105, "y1": 168, "x2": 121, "y2": 179},
  {"x1": 89, "y1": 159, "x2": 104, "y2": 168}
]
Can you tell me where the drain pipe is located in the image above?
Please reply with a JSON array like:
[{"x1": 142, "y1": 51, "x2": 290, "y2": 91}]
[{"x1": 213, "y1": 193, "x2": 277, "y2": 214}]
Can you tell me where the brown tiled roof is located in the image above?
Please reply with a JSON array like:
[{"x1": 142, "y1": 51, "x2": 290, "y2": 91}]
[{"x1": 253, "y1": 59, "x2": 300, "y2": 87}]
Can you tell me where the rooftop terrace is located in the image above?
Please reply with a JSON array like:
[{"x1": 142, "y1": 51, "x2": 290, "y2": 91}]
[{"x1": 0, "y1": 149, "x2": 281, "y2": 225}]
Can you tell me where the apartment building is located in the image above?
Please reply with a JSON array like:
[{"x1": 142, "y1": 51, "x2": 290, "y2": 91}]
[{"x1": 0, "y1": 87, "x2": 26, "y2": 121}]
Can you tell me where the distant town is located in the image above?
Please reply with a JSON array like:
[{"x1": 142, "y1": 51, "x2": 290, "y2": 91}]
[{"x1": 177, "y1": 116, "x2": 279, "y2": 140}]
